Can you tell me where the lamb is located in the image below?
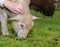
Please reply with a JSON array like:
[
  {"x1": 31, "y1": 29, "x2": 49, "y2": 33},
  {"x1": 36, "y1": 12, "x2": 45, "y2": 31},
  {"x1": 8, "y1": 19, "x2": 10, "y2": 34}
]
[{"x1": 0, "y1": 0, "x2": 34, "y2": 39}]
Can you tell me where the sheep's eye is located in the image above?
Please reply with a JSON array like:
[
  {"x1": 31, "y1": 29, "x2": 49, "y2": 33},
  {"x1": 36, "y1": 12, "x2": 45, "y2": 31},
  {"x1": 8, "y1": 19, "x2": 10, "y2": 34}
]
[{"x1": 20, "y1": 24, "x2": 24, "y2": 29}]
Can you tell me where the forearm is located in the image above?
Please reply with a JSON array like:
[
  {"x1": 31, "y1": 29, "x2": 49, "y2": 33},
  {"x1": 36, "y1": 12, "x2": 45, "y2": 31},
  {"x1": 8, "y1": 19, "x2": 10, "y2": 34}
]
[{"x1": 0, "y1": 0, "x2": 24, "y2": 14}]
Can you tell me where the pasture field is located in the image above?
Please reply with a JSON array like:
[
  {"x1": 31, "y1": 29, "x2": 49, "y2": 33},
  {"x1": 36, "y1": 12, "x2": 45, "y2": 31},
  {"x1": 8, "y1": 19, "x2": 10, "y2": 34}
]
[{"x1": 0, "y1": 9, "x2": 60, "y2": 47}]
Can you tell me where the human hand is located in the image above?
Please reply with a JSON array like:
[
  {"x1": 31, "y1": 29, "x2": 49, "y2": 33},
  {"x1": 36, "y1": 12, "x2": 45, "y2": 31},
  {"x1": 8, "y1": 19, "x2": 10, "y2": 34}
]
[{"x1": 3, "y1": 0, "x2": 25, "y2": 14}]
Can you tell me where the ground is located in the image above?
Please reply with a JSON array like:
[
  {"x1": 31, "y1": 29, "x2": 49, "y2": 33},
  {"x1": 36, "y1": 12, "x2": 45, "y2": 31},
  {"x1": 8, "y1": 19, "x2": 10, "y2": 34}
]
[{"x1": 0, "y1": 9, "x2": 60, "y2": 47}]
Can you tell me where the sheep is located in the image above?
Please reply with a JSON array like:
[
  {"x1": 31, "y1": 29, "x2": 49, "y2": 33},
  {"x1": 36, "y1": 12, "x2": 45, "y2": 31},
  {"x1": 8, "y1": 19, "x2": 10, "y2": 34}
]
[
  {"x1": 30, "y1": 0, "x2": 55, "y2": 17},
  {"x1": 0, "y1": 0, "x2": 34, "y2": 39}
]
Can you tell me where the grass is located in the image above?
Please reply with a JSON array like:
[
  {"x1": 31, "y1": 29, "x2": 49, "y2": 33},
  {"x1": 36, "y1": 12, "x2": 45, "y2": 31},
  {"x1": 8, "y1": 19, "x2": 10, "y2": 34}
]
[{"x1": 0, "y1": 9, "x2": 60, "y2": 47}]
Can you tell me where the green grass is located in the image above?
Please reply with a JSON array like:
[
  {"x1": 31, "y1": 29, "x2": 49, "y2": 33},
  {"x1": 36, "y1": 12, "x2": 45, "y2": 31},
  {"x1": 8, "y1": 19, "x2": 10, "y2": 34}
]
[{"x1": 0, "y1": 9, "x2": 60, "y2": 47}]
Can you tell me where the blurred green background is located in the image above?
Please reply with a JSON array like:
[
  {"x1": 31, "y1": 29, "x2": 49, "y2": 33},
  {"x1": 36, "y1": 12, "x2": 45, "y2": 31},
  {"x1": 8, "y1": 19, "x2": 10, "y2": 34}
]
[{"x1": 0, "y1": 9, "x2": 60, "y2": 47}]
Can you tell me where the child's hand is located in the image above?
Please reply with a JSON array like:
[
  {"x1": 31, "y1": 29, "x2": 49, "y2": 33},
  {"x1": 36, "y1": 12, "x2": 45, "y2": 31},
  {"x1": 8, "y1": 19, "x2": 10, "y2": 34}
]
[{"x1": 3, "y1": 0, "x2": 25, "y2": 14}]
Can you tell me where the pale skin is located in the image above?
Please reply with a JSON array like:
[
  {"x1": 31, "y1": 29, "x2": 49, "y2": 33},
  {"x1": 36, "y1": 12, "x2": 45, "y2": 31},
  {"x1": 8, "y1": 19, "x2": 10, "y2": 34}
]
[{"x1": 3, "y1": 0, "x2": 25, "y2": 14}]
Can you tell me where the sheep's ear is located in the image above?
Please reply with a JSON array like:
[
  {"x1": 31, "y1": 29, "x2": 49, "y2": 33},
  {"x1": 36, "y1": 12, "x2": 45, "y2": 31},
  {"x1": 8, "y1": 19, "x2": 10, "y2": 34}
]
[
  {"x1": 9, "y1": 15, "x2": 20, "y2": 21},
  {"x1": 32, "y1": 16, "x2": 39, "y2": 20}
]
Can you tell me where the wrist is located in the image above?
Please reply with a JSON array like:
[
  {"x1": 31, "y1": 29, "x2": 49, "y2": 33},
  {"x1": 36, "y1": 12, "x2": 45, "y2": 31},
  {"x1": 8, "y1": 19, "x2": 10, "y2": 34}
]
[{"x1": 3, "y1": 0, "x2": 12, "y2": 8}]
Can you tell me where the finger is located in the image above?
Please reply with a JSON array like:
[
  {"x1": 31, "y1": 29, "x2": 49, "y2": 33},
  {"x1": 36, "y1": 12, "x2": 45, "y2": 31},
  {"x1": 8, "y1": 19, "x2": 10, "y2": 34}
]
[
  {"x1": 12, "y1": 10, "x2": 19, "y2": 14},
  {"x1": 13, "y1": 8, "x2": 24, "y2": 14},
  {"x1": 19, "y1": 8, "x2": 24, "y2": 14},
  {"x1": 18, "y1": 5, "x2": 25, "y2": 14}
]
